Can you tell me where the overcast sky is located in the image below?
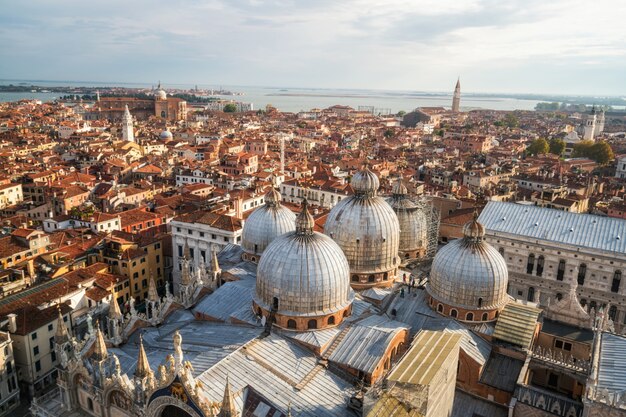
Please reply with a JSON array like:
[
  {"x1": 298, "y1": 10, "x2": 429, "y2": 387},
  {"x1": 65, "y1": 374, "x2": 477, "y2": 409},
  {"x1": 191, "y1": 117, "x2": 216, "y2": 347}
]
[{"x1": 1, "y1": 0, "x2": 625, "y2": 95}]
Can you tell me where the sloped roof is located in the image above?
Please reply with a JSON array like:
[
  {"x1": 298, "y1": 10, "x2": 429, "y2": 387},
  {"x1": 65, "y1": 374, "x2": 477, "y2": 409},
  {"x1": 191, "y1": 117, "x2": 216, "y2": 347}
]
[{"x1": 492, "y1": 302, "x2": 541, "y2": 349}]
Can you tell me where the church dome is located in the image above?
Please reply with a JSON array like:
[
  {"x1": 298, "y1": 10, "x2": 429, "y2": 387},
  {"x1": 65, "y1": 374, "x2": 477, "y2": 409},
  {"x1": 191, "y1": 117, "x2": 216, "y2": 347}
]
[
  {"x1": 160, "y1": 129, "x2": 173, "y2": 140},
  {"x1": 241, "y1": 188, "x2": 296, "y2": 262},
  {"x1": 156, "y1": 88, "x2": 167, "y2": 100},
  {"x1": 386, "y1": 179, "x2": 428, "y2": 261},
  {"x1": 427, "y1": 213, "x2": 508, "y2": 322},
  {"x1": 254, "y1": 200, "x2": 353, "y2": 331},
  {"x1": 325, "y1": 167, "x2": 400, "y2": 289}
]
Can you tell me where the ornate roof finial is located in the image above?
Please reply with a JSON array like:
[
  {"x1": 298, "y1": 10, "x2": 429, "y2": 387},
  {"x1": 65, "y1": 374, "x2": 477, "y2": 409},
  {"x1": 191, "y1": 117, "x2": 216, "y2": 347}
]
[
  {"x1": 92, "y1": 319, "x2": 108, "y2": 361},
  {"x1": 183, "y1": 241, "x2": 191, "y2": 260},
  {"x1": 211, "y1": 247, "x2": 221, "y2": 274},
  {"x1": 135, "y1": 333, "x2": 153, "y2": 379},
  {"x1": 147, "y1": 276, "x2": 159, "y2": 303},
  {"x1": 218, "y1": 375, "x2": 238, "y2": 417},
  {"x1": 109, "y1": 288, "x2": 123, "y2": 320},
  {"x1": 295, "y1": 198, "x2": 315, "y2": 235},
  {"x1": 55, "y1": 305, "x2": 69, "y2": 341},
  {"x1": 392, "y1": 177, "x2": 407, "y2": 196},
  {"x1": 264, "y1": 186, "x2": 282, "y2": 207}
]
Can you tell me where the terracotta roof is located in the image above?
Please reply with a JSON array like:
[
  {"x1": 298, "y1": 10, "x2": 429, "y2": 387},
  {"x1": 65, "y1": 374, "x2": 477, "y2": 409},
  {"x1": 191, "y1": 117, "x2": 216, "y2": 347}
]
[{"x1": 173, "y1": 210, "x2": 243, "y2": 232}]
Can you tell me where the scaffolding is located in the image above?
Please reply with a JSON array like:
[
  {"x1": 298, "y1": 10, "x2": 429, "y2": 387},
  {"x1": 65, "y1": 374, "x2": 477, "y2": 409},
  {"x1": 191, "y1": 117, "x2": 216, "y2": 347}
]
[{"x1": 416, "y1": 196, "x2": 440, "y2": 260}]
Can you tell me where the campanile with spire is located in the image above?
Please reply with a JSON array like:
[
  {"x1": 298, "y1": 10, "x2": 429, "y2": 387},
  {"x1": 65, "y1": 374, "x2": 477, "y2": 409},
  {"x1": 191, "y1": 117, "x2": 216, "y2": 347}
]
[{"x1": 452, "y1": 77, "x2": 461, "y2": 112}]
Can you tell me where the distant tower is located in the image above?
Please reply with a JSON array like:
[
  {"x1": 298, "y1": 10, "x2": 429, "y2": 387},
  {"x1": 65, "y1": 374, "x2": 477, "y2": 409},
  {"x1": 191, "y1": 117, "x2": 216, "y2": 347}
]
[
  {"x1": 582, "y1": 106, "x2": 597, "y2": 141},
  {"x1": 280, "y1": 135, "x2": 285, "y2": 174},
  {"x1": 96, "y1": 90, "x2": 100, "y2": 102},
  {"x1": 596, "y1": 109, "x2": 605, "y2": 135},
  {"x1": 452, "y1": 77, "x2": 461, "y2": 113},
  {"x1": 122, "y1": 104, "x2": 135, "y2": 142}
]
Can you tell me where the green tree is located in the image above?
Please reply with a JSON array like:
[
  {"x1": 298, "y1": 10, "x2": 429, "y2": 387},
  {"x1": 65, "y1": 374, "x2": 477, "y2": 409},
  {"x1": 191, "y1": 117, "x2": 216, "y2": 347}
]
[
  {"x1": 223, "y1": 103, "x2": 237, "y2": 113},
  {"x1": 504, "y1": 113, "x2": 519, "y2": 128},
  {"x1": 590, "y1": 141, "x2": 614, "y2": 165},
  {"x1": 549, "y1": 138, "x2": 566, "y2": 156},
  {"x1": 384, "y1": 129, "x2": 394, "y2": 138},
  {"x1": 397, "y1": 110, "x2": 406, "y2": 117},
  {"x1": 572, "y1": 140, "x2": 595, "y2": 158},
  {"x1": 526, "y1": 138, "x2": 549, "y2": 156}
]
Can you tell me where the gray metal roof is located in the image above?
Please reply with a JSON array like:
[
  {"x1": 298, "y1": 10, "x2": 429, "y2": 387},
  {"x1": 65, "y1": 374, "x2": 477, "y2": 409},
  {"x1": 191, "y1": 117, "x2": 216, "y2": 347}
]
[
  {"x1": 328, "y1": 315, "x2": 409, "y2": 374},
  {"x1": 193, "y1": 279, "x2": 256, "y2": 322},
  {"x1": 196, "y1": 334, "x2": 356, "y2": 417},
  {"x1": 479, "y1": 201, "x2": 626, "y2": 255},
  {"x1": 597, "y1": 332, "x2": 626, "y2": 392},
  {"x1": 451, "y1": 389, "x2": 508, "y2": 417}
]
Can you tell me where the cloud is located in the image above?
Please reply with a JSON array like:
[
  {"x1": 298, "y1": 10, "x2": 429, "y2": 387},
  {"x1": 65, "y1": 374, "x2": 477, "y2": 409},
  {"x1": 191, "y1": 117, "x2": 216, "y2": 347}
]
[{"x1": 0, "y1": 0, "x2": 625, "y2": 95}]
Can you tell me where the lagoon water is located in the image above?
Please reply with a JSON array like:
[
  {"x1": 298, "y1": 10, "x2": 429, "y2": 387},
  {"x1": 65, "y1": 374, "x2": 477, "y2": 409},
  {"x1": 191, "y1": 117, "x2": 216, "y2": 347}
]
[{"x1": 0, "y1": 80, "x2": 540, "y2": 113}]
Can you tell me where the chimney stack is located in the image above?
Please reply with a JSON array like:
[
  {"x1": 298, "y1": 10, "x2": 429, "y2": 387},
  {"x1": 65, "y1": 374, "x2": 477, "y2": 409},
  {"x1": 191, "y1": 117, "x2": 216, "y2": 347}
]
[{"x1": 7, "y1": 314, "x2": 17, "y2": 333}]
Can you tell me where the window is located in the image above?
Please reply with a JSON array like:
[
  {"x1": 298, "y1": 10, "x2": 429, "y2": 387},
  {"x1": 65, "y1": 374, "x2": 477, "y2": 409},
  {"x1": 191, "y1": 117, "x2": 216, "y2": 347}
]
[
  {"x1": 33, "y1": 346, "x2": 39, "y2": 356},
  {"x1": 35, "y1": 360, "x2": 41, "y2": 372},
  {"x1": 482, "y1": 312, "x2": 489, "y2": 321},
  {"x1": 466, "y1": 312, "x2": 474, "y2": 321},
  {"x1": 49, "y1": 337, "x2": 54, "y2": 350},
  {"x1": 557, "y1": 260, "x2": 566, "y2": 281},
  {"x1": 578, "y1": 264, "x2": 587, "y2": 285},
  {"x1": 526, "y1": 254, "x2": 535, "y2": 274},
  {"x1": 156, "y1": 255, "x2": 160, "y2": 263},
  {"x1": 328, "y1": 316, "x2": 336, "y2": 325},
  {"x1": 527, "y1": 287, "x2": 535, "y2": 302},
  {"x1": 609, "y1": 305, "x2": 618, "y2": 321},
  {"x1": 48, "y1": 324, "x2": 53, "y2": 331},
  {"x1": 31, "y1": 332, "x2": 37, "y2": 340},
  {"x1": 51, "y1": 351, "x2": 56, "y2": 362},
  {"x1": 478, "y1": 298, "x2": 483, "y2": 308},
  {"x1": 223, "y1": 236, "x2": 228, "y2": 242},
  {"x1": 536, "y1": 256, "x2": 544, "y2": 277},
  {"x1": 612, "y1": 271, "x2": 622, "y2": 293},
  {"x1": 450, "y1": 309, "x2": 458, "y2": 318},
  {"x1": 307, "y1": 319, "x2": 317, "y2": 329},
  {"x1": 199, "y1": 232, "x2": 205, "y2": 237},
  {"x1": 287, "y1": 319, "x2": 297, "y2": 329},
  {"x1": 178, "y1": 245, "x2": 183, "y2": 257},
  {"x1": 498, "y1": 247, "x2": 504, "y2": 257},
  {"x1": 554, "y1": 339, "x2": 572, "y2": 351},
  {"x1": 547, "y1": 373, "x2": 559, "y2": 387}
]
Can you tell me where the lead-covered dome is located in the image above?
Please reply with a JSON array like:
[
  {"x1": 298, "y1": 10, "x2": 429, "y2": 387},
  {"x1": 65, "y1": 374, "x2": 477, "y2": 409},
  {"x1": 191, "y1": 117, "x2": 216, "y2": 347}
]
[
  {"x1": 242, "y1": 188, "x2": 296, "y2": 262},
  {"x1": 254, "y1": 200, "x2": 353, "y2": 331},
  {"x1": 427, "y1": 212, "x2": 508, "y2": 322},
  {"x1": 386, "y1": 178, "x2": 428, "y2": 261},
  {"x1": 324, "y1": 166, "x2": 400, "y2": 289}
]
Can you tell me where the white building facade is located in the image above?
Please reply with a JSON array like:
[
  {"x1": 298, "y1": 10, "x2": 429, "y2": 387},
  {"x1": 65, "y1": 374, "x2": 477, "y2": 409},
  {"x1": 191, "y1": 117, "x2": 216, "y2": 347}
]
[{"x1": 479, "y1": 201, "x2": 626, "y2": 332}]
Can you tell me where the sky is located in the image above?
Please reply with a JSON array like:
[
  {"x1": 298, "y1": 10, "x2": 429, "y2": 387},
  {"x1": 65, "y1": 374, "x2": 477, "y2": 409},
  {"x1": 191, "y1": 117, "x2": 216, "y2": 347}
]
[{"x1": 1, "y1": 0, "x2": 625, "y2": 96}]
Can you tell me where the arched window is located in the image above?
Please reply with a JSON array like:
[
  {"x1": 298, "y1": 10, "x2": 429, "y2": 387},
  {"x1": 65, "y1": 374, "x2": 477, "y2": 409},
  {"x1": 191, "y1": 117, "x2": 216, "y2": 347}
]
[
  {"x1": 307, "y1": 319, "x2": 317, "y2": 330},
  {"x1": 612, "y1": 270, "x2": 622, "y2": 293},
  {"x1": 589, "y1": 301, "x2": 597, "y2": 312},
  {"x1": 478, "y1": 298, "x2": 483, "y2": 308},
  {"x1": 527, "y1": 254, "x2": 535, "y2": 274},
  {"x1": 368, "y1": 275, "x2": 375, "y2": 283},
  {"x1": 87, "y1": 398, "x2": 94, "y2": 411},
  {"x1": 272, "y1": 297, "x2": 279, "y2": 310},
  {"x1": 466, "y1": 312, "x2": 474, "y2": 321},
  {"x1": 556, "y1": 293, "x2": 563, "y2": 301},
  {"x1": 437, "y1": 304, "x2": 443, "y2": 313},
  {"x1": 160, "y1": 110, "x2": 166, "y2": 118},
  {"x1": 482, "y1": 312, "x2": 489, "y2": 321},
  {"x1": 351, "y1": 275, "x2": 359, "y2": 282},
  {"x1": 287, "y1": 319, "x2": 297, "y2": 329},
  {"x1": 499, "y1": 247, "x2": 505, "y2": 257},
  {"x1": 536, "y1": 256, "x2": 545, "y2": 277},
  {"x1": 391, "y1": 308, "x2": 397, "y2": 317},
  {"x1": 383, "y1": 272, "x2": 388, "y2": 281},
  {"x1": 527, "y1": 287, "x2": 535, "y2": 302},
  {"x1": 609, "y1": 305, "x2": 618, "y2": 321},
  {"x1": 450, "y1": 309, "x2": 458, "y2": 318},
  {"x1": 327, "y1": 316, "x2": 336, "y2": 325},
  {"x1": 557, "y1": 260, "x2": 566, "y2": 281},
  {"x1": 578, "y1": 264, "x2": 587, "y2": 286},
  {"x1": 580, "y1": 299, "x2": 587, "y2": 308}
]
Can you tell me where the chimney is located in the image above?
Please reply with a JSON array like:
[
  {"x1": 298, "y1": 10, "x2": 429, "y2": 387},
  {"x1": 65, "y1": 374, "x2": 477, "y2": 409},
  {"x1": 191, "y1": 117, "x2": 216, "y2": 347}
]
[{"x1": 7, "y1": 314, "x2": 16, "y2": 333}]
